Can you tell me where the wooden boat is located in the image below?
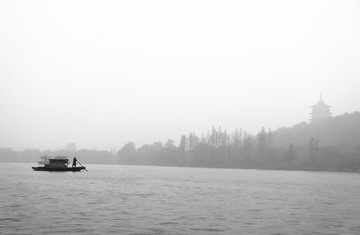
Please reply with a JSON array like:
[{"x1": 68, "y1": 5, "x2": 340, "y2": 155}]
[{"x1": 32, "y1": 157, "x2": 86, "y2": 172}]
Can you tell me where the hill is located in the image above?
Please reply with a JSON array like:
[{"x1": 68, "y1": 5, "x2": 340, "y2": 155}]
[{"x1": 274, "y1": 111, "x2": 360, "y2": 150}]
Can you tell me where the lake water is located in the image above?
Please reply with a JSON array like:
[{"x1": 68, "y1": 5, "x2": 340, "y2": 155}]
[{"x1": 1, "y1": 163, "x2": 360, "y2": 234}]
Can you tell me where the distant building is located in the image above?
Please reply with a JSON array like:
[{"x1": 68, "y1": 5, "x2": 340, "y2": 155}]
[{"x1": 310, "y1": 94, "x2": 332, "y2": 122}]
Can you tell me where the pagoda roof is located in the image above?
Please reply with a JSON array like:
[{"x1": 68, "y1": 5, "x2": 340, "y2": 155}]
[
  {"x1": 311, "y1": 94, "x2": 331, "y2": 108},
  {"x1": 311, "y1": 100, "x2": 331, "y2": 108}
]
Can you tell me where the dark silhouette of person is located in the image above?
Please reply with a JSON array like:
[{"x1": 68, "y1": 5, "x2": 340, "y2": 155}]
[{"x1": 72, "y1": 157, "x2": 77, "y2": 167}]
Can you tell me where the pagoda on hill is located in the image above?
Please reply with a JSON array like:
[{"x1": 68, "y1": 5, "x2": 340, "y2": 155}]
[{"x1": 310, "y1": 94, "x2": 332, "y2": 122}]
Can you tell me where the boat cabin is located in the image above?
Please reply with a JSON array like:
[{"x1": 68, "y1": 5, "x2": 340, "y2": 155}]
[{"x1": 45, "y1": 159, "x2": 69, "y2": 168}]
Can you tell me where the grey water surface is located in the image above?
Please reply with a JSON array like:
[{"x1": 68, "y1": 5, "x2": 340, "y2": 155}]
[{"x1": 1, "y1": 163, "x2": 360, "y2": 234}]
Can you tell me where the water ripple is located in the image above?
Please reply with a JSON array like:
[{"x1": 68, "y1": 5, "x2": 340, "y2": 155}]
[{"x1": 1, "y1": 164, "x2": 360, "y2": 234}]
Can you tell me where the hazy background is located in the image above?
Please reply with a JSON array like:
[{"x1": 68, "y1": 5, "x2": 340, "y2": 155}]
[{"x1": 1, "y1": 0, "x2": 359, "y2": 151}]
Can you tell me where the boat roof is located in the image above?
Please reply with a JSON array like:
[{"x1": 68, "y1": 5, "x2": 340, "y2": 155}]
[
  {"x1": 49, "y1": 158, "x2": 69, "y2": 161},
  {"x1": 39, "y1": 155, "x2": 69, "y2": 160}
]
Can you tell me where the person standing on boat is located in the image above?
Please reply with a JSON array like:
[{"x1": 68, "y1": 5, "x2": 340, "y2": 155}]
[{"x1": 72, "y1": 157, "x2": 77, "y2": 167}]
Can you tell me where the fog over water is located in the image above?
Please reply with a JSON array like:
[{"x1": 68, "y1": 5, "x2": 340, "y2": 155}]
[{"x1": 1, "y1": 1, "x2": 360, "y2": 150}]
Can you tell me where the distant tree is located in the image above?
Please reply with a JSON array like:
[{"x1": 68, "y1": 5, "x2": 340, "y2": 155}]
[
  {"x1": 0, "y1": 148, "x2": 19, "y2": 162},
  {"x1": 110, "y1": 148, "x2": 117, "y2": 156},
  {"x1": 165, "y1": 139, "x2": 176, "y2": 149},
  {"x1": 318, "y1": 145, "x2": 341, "y2": 171},
  {"x1": 242, "y1": 132, "x2": 253, "y2": 166},
  {"x1": 65, "y1": 143, "x2": 77, "y2": 152},
  {"x1": 77, "y1": 149, "x2": 116, "y2": 164},
  {"x1": 152, "y1": 141, "x2": 163, "y2": 150},
  {"x1": 117, "y1": 142, "x2": 136, "y2": 164},
  {"x1": 307, "y1": 137, "x2": 319, "y2": 169},
  {"x1": 257, "y1": 127, "x2": 267, "y2": 167},
  {"x1": 344, "y1": 151, "x2": 360, "y2": 172},
  {"x1": 179, "y1": 135, "x2": 186, "y2": 150},
  {"x1": 285, "y1": 144, "x2": 296, "y2": 169}
]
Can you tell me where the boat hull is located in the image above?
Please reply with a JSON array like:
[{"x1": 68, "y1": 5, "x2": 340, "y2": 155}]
[{"x1": 32, "y1": 166, "x2": 86, "y2": 172}]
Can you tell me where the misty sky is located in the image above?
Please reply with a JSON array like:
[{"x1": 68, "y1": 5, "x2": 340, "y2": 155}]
[{"x1": 1, "y1": 0, "x2": 359, "y2": 151}]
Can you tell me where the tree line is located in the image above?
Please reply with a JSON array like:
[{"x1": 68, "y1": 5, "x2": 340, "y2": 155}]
[
  {"x1": 117, "y1": 112, "x2": 360, "y2": 172},
  {"x1": 1, "y1": 112, "x2": 360, "y2": 172}
]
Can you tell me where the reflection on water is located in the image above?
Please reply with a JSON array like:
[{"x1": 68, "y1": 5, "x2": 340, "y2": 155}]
[{"x1": 1, "y1": 163, "x2": 360, "y2": 234}]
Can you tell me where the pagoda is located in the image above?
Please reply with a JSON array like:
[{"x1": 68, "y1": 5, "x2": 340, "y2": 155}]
[{"x1": 310, "y1": 94, "x2": 332, "y2": 122}]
